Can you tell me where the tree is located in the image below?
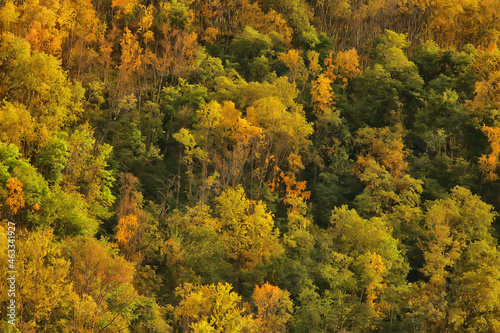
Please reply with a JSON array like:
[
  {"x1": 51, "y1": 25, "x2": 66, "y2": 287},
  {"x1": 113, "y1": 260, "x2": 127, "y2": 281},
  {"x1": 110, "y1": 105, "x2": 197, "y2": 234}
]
[
  {"x1": 0, "y1": 102, "x2": 35, "y2": 151},
  {"x1": 467, "y1": 70, "x2": 500, "y2": 126},
  {"x1": 65, "y1": 236, "x2": 139, "y2": 332},
  {"x1": 479, "y1": 125, "x2": 500, "y2": 182},
  {"x1": 60, "y1": 0, "x2": 104, "y2": 82},
  {"x1": 0, "y1": 0, "x2": 68, "y2": 57},
  {"x1": 164, "y1": 202, "x2": 232, "y2": 290},
  {"x1": 214, "y1": 187, "x2": 283, "y2": 288},
  {"x1": 0, "y1": 32, "x2": 84, "y2": 152},
  {"x1": 62, "y1": 124, "x2": 115, "y2": 220},
  {"x1": 234, "y1": 0, "x2": 293, "y2": 45},
  {"x1": 253, "y1": 283, "x2": 293, "y2": 332},
  {"x1": 11, "y1": 229, "x2": 77, "y2": 332},
  {"x1": 326, "y1": 206, "x2": 409, "y2": 331},
  {"x1": 0, "y1": 142, "x2": 100, "y2": 236},
  {"x1": 408, "y1": 186, "x2": 500, "y2": 332},
  {"x1": 355, "y1": 125, "x2": 409, "y2": 178},
  {"x1": 173, "y1": 282, "x2": 257, "y2": 332},
  {"x1": 5, "y1": 177, "x2": 25, "y2": 215},
  {"x1": 310, "y1": 74, "x2": 335, "y2": 119},
  {"x1": 278, "y1": 49, "x2": 304, "y2": 83}
]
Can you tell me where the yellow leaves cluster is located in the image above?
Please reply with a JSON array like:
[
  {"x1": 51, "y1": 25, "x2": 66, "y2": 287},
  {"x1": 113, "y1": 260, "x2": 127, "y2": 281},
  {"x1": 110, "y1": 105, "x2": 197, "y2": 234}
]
[
  {"x1": 325, "y1": 48, "x2": 361, "y2": 88},
  {"x1": 307, "y1": 50, "x2": 321, "y2": 78},
  {"x1": 278, "y1": 49, "x2": 303, "y2": 83},
  {"x1": 364, "y1": 252, "x2": 388, "y2": 317},
  {"x1": 138, "y1": 5, "x2": 154, "y2": 34},
  {"x1": 479, "y1": 125, "x2": 500, "y2": 182},
  {"x1": 119, "y1": 28, "x2": 143, "y2": 78},
  {"x1": 0, "y1": 102, "x2": 34, "y2": 148},
  {"x1": 188, "y1": 91, "x2": 311, "y2": 192},
  {"x1": 14, "y1": 229, "x2": 77, "y2": 331},
  {"x1": 202, "y1": 26, "x2": 219, "y2": 43},
  {"x1": 355, "y1": 125, "x2": 408, "y2": 178},
  {"x1": 467, "y1": 70, "x2": 500, "y2": 124},
  {"x1": 335, "y1": 49, "x2": 362, "y2": 79},
  {"x1": 116, "y1": 214, "x2": 139, "y2": 246},
  {"x1": 215, "y1": 186, "x2": 283, "y2": 270},
  {"x1": 6, "y1": 177, "x2": 25, "y2": 215},
  {"x1": 0, "y1": 2, "x2": 18, "y2": 28},
  {"x1": 174, "y1": 281, "x2": 293, "y2": 332},
  {"x1": 174, "y1": 128, "x2": 207, "y2": 165},
  {"x1": 175, "y1": 282, "x2": 256, "y2": 332},
  {"x1": 112, "y1": 0, "x2": 138, "y2": 17},
  {"x1": 253, "y1": 283, "x2": 293, "y2": 332},
  {"x1": 311, "y1": 74, "x2": 335, "y2": 115},
  {"x1": 234, "y1": 0, "x2": 293, "y2": 44},
  {"x1": 309, "y1": 49, "x2": 360, "y2": 123},
  {"x1": 220, "y1": 101, "x2": 263, "y2": 144},
  {"x1": 424, "y1": 0, "x2": 500, "y2": 47}
]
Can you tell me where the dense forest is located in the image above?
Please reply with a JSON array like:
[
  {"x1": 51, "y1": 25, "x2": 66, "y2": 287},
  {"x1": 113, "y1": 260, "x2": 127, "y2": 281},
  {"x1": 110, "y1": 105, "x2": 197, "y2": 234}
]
[{"x1": 2, "y1": 0, "x2": 500, "y2": 331}]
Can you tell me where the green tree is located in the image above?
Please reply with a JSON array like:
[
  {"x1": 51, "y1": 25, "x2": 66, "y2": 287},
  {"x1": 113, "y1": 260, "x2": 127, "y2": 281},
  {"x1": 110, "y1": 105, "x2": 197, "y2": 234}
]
[{"x1": 409, "y1": 186, "x2": 500, "y2": 332}]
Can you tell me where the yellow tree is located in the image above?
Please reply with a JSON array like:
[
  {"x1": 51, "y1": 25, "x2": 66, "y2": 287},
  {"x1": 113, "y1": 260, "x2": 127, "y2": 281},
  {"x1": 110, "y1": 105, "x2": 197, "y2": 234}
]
[
  {"x1": 0, "y1": 102, "x2": 35, "y2": 150},
  {"x1": 116, "y1": 214, "x2": 139, "y2": 258},
  {"x1": 61, "y1": 0, "x2": 105, "y2": 82},
  {"x1": 14, "y1": 229, "x2": 78, "y2": 332},
  {"x1": 61, "y1": 124, "x2": 115, "y2": 220},
  {"x1": 5, "y1": 177, "x2": 25, "y2": 215},
  {"x1": 467, "y1": 70, "x2": 500, "y2": 126},
  {"x1": 428, "y1": 0, "x2": 500, "y2": 48},
  {"x1": 479, "y1": 125, "x2": 500, "y2": 181},
  {"x1": 173, "y1": 127, "x2": 208, "y2": 200},
  {"x1": 246, "y1": 96, "x2": 313, "y2": 190},
  {"x1": 234, "y1": 0, "x2": 293, "y2": 45},
  {"x1": 0, "y1": 0, "x2": 68, "y2": 57},
  {"x1": 328, "y1": 206, "x2": 409, "y2": 330},
  {"x1": 355, "y1": 125, "x2": 409, "y2": 178},
  {"x1": 114, "y1": 172, "x2": 147, "y2": 261},
  {"x1": 116, "y1": 28, "x2": 144, "y2": 98},
  {"x1": 324, "y1": 49, "x2": 362, "y2": 87},
  {"x1": 214, "y1": 187, "x2": 283, "y2": 288},
  {"x1": 112, "y1": 0, "x2": 138, "y2": 18},
  {"x1": 0, "y1": 32, "x2": 84, "y2": 152},
  {"x1": 66, "y1": 236, "x2": 138, "y2": 332},
  {"x1": 306, "y1": 50, "x2": 321, "y2": 79},
  {"x1": 278, "y1": 49, "x2": 304, "y2": 83},
  {"x1": 193, "y1": 100, "x2": 262, "y2": 194},
  {"x1": 164, "y1": 187, "x2": 282, "y2": 291},
  {"x1": 310, "y1": 74, "x2": 338, "y2": 123},
  {"x1": 253, "y1": 283, "x2": 293, "y2": 332},
  {"x1": 334, "y1": 49, "x2": 362, "y2": 87},
  {"x1": 174, "y1": 282, "x2": 257, "y2": 332},
  {"x1": 408, "y1": 186, "x2": 500, "y2": 332},
  {"x1": 182, "y1": 78, "x2": 313, "y2": 197}
]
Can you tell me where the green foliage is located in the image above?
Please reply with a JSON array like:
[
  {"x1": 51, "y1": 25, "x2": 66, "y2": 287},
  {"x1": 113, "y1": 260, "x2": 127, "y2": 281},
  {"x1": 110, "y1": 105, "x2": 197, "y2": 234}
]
[{"x1": 408, "y1": 186, "x2": 500, "y2": 332}]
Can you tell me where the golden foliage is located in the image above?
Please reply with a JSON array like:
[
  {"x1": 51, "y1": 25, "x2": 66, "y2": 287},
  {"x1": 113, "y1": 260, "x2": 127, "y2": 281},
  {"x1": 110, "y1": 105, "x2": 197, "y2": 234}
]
[
  {"x1": 311, "y1": 74, "x2": 335, "y2": 114},
  {"x1": 6, "y1": 177, "x2": 25, "y2": 214},
  {"x1": 278, "y1": 49, "x2": 303, "y2": 83},
  {"x1": 479, "y1": 125, "x2": 500, "y2": 181},
  {"x1": 253, "y1": 283, "x2": 293, "y2": 332},
  {"x1": 116, "y1": 214, "x2": 139, "y2": 246},
  {"x1": 234, "y1": 0, "x2": 292, "y2": 44},
  {"x1": 355, "y1": 125, "x2": 408, "y2": 178},
  {"x1": 112, "y1": 0, "x2": 138, "y2": 17},
  {"x1": 215, "y1": 186, "x2": 283, "y2": 271}
]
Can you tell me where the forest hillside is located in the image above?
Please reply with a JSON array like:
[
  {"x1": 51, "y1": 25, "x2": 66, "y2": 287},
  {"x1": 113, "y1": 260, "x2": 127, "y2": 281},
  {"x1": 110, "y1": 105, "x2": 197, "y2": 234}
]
[{"x1": 2, "y1": 0, "x2": 500, "y2": 331}]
